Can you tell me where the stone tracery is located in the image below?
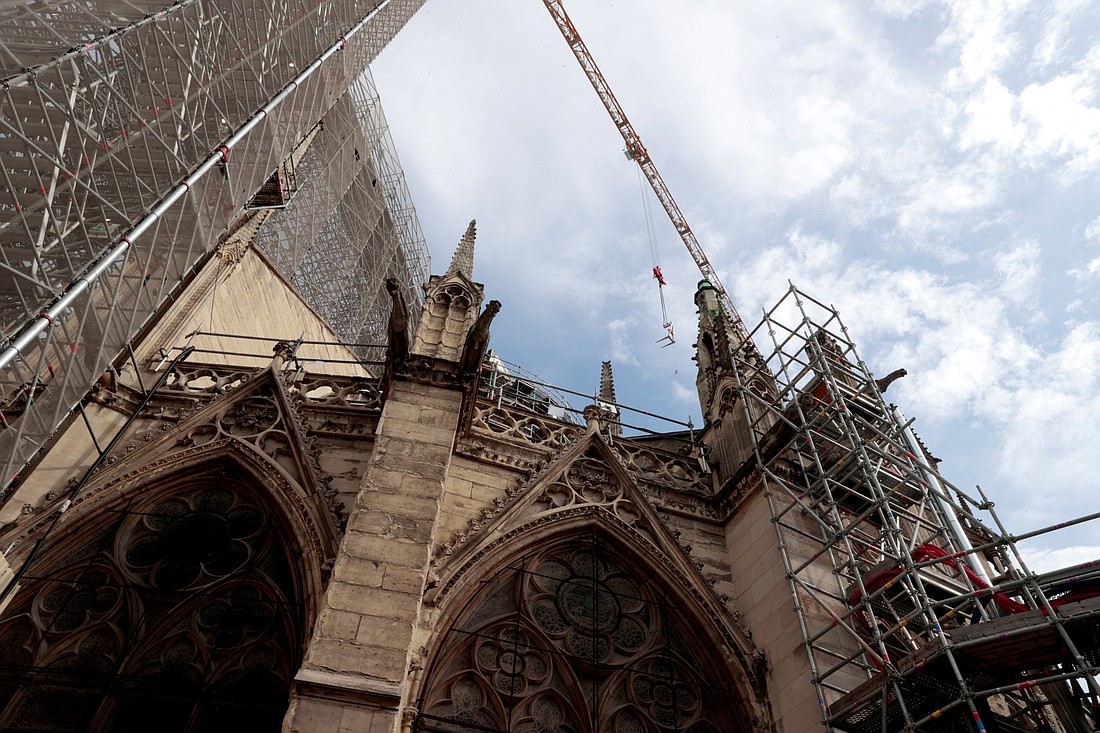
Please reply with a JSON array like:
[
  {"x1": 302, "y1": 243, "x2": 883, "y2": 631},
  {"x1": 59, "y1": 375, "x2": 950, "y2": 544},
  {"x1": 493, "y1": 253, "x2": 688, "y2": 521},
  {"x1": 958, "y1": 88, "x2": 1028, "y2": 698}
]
[
  {"x1": 0, "y1": 467, "x2": 306, "y2": 732},
  {"x1": 418, "y1": 542, "x2": 752, "y2": 733}
]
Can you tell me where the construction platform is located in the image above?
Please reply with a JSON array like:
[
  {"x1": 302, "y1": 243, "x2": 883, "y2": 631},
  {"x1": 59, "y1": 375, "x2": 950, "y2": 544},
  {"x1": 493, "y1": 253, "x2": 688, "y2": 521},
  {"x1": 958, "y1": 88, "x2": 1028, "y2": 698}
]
[{"x1": 830, "y1": 595, "x2": 1100, "y2": 732}]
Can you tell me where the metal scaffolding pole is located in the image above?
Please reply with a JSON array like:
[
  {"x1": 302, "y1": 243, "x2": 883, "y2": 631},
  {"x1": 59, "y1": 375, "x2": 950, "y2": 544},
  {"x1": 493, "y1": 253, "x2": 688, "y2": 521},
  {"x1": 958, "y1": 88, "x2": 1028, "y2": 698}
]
[
  {"x1": 732, "y1": 284, "x2": 1100, "y2": 732},
  {"x1": 0, "y1": 0, "x2": 428, "y2": 499}
]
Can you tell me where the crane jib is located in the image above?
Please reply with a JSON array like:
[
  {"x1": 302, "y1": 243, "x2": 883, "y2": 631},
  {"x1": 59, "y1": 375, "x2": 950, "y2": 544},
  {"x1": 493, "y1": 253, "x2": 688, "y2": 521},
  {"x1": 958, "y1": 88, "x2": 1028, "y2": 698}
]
[{"x1": 541, "y1": 0, "x2": 750, "y2": 336}]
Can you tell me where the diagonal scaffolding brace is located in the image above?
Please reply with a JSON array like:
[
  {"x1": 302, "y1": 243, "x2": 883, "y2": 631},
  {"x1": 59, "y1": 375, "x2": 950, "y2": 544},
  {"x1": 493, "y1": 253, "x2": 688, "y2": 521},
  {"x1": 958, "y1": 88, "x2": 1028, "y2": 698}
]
[{"x1": 732, "y1": 284, "x2": 1100, "y2": 732}]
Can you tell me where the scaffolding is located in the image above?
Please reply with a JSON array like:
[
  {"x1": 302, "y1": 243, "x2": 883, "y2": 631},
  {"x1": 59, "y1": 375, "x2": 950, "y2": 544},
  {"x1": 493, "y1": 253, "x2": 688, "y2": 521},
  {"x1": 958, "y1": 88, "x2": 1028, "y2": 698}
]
[
  {"x1": 477, "y1": 351, "x2": 579, "y2": 424},
  {"x1": 254, "y1": 70, "x2": 429, "y2": 363},
  {"x1": 0, "y1": 0, "x2": 427, "y2": 499},
  {"x1": 734, "y1": 285, "x2": 1100, "y2": 732}
]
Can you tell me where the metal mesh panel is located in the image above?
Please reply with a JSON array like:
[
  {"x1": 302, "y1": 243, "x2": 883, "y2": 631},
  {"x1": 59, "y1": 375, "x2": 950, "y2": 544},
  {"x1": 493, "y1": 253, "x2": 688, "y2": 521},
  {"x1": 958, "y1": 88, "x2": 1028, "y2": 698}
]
[
  {"x1": 255, "y1": 71, "x2": 429, "y2": 363},
  {"x1": 0, "y1": 0, "x2": 427, "y2": 497}
]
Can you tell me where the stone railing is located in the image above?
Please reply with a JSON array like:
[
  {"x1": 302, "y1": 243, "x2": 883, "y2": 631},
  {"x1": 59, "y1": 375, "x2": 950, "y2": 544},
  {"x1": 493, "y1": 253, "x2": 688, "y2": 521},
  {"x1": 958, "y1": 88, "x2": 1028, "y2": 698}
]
[
  {"x1": 613, "y1": 442, "x2": 709, "y2": 494},
  {"x1": 157, "y1": 364, "x2": 382, "y2": 412},
  {"x1": 472, "y1": 405, "x2": 582, "y2": 449},
  {"x1": 288, "y1": 376, "x2": 382, "y2": 411},
  {"x1": 160, "y1": 363, "x2": 254, "y2": 395}
]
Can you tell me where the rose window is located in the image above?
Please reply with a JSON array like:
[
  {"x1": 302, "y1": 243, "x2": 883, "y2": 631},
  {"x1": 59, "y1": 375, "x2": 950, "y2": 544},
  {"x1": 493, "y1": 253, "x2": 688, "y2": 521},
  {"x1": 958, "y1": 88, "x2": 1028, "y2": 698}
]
[
  {"x1": 34, "y1": 566, "x2": 123, "y2": 635},
  {"x1": 629, "y1": 661, "x2": 701, "y2": 727},
  {"x1": 196, "y1": 585, "x2": 277, "y2": 649},
  {"x1": 474, "y1": 627, "x2": 551, "y2": 697},
  {"x1": 514, "y1": 696, "x2": 577, "y2": 733},
  {"x1": 526, "y1": 550, "x2": 649, "y2": 664},
  {"x1": 121, "y1": 487, "x2": 265, "y2": 591}
]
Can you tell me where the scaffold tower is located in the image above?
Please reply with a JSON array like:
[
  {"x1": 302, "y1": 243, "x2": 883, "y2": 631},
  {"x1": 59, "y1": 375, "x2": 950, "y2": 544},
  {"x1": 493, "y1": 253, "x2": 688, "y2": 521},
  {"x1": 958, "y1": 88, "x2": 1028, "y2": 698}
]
[
  {"x1": 0, "y1": 0, "x2": 428, "y2": 498},
  {"x1": 734, "y1": 285, "x2": 1100, "y2": 732}
]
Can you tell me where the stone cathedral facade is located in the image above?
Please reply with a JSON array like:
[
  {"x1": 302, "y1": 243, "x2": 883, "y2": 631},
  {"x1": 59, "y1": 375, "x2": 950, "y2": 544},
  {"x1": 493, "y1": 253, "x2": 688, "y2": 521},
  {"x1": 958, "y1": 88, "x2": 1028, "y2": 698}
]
[
  {"x1": 0, "y1": 222, "x2": 803, "y2": 732},
  {"x1": 2, "y1": 217, "x2": 1095, "y2": 733}
]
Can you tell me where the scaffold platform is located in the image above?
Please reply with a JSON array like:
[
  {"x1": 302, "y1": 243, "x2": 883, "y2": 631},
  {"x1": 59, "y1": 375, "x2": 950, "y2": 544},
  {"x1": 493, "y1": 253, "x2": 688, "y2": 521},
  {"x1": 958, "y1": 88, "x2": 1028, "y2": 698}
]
[
  {"x1": 831, "y1": 595, "x2": 1100, "y2": 731},
  {"x1": 732, "y1": 284, "x2": 1100, "y2": 732}
]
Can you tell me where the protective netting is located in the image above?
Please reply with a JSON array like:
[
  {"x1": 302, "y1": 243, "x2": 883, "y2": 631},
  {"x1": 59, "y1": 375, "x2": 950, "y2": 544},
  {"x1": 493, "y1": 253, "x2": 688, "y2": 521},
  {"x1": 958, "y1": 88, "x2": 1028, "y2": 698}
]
[
  {"x1": 254, "y1": 71, "x2": 429, "y2": 363},
  {"x1": 0, "y1": 0, "x2": 427, "y2": 498}
]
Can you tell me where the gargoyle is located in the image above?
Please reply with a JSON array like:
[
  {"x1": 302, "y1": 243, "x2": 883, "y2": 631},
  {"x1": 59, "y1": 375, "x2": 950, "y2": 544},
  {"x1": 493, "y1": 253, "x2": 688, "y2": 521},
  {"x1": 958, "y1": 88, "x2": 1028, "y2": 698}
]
[
  {"x1": 385, "y1": 277, "x2": 409, "y2": 363},
  {"x1": 875, "y1": 367, "x2": 907, "y2": 393},
  {"x1": 459, "y1": 300, "x2": 501, "y2": 379}
]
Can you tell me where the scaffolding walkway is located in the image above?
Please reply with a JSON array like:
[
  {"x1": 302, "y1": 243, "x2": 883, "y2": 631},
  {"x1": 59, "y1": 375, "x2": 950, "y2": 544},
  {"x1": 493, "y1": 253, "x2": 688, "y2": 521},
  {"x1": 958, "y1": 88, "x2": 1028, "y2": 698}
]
[{"x1": 732, "y1": 284, "x2": 1100, "y2": 732}]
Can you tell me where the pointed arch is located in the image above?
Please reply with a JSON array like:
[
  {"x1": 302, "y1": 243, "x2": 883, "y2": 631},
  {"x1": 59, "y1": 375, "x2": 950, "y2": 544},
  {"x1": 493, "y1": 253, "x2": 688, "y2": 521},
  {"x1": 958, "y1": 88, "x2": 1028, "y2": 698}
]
[
  {"x1": 0, "y1": 445, "x2": 324, "y2": 732},
  {"x1": 431, "y1": 435, "x2": 757, "y2": 669},
  {"x1": 698, "y1": 332, "x2": 716, "y2": 372},
  {"x1": 417, "y1": 518, "x2": 771, "y2": 733},
  {"x1": 57, "y1": 437, "x2": 336, "y2": 603}
]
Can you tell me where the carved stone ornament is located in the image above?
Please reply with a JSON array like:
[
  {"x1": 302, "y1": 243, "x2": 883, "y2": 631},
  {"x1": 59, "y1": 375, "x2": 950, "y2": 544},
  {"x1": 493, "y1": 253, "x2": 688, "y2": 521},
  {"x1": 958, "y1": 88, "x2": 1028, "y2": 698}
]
[
  {"x1": 417, "y1": 541, "x2": 769, "y2": 732},
  {"x1": 428, "y1": 431, "x2": 762, "y2": 697},
  {"x1": 611, "y1": 442, "x2": 712, "y2": 501},
  {"x1": 390, "y1": 354, "x2": 464, "y2": 391}
]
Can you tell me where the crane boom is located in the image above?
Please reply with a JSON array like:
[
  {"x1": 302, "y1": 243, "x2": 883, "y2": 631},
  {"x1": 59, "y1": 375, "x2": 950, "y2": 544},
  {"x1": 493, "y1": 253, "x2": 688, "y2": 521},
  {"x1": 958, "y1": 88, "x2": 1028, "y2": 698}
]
[{"x1": 542, "y1": 0, "x2": 749, "y2": 339}]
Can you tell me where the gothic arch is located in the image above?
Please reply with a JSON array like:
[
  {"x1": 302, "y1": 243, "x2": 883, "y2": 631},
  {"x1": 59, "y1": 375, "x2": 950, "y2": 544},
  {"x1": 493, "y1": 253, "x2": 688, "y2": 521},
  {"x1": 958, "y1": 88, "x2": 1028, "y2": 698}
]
[
  {"x1": 0, "y1": 449, "x2": 321, "y2": 732},
  {"x1": 697, "y1": 333, "x2": 716, "y2": 372},
  {"x1": 55, "y1": 437, "x2": 336, "y2": 609},
  {"x1": 417, "y1": 521, "x2": 768, "y2": 732}
]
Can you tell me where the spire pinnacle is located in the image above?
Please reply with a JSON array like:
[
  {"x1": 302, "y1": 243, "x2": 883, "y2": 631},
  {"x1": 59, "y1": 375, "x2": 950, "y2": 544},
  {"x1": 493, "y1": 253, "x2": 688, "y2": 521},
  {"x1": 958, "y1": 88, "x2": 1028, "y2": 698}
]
[
  {"x1": 596, "y1": 361, "x2": 622, "y2": 438},
  {"x1": 599, "y1": 361, "x2": 617, "y2": 404},
  {"x1": 447, "y1": 219, "x2": 477, "y2": 278}
]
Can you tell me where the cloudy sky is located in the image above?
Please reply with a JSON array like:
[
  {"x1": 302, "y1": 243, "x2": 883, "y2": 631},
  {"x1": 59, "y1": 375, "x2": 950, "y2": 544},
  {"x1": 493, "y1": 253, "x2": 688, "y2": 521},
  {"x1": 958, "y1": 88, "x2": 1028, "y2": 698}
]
[{"x1": 371, "y1": 0, "x2": 1100, "y2": 568}]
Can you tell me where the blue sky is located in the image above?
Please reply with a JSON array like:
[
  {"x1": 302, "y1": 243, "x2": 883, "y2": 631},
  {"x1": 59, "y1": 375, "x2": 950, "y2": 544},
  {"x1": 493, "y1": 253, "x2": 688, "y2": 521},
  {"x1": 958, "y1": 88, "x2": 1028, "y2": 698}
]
[{"x1": 372, "y1": 0, "x2": 1100, "y2": 568}]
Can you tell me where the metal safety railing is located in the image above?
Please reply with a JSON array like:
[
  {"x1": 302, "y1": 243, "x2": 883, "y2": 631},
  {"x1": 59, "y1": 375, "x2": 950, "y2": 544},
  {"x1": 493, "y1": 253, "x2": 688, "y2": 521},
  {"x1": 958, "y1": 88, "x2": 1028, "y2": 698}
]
[{"x1": 732, "y1": 284, "x2": 1100, "y2": 732}]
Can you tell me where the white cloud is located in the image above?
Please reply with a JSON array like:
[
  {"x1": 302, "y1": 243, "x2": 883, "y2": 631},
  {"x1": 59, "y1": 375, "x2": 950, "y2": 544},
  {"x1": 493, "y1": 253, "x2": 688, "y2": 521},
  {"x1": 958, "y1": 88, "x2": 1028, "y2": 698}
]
[
  {"x1": 669, "y1": 380, "x2": 696, "y2": 405},
  {"x1": 607, "y1": 319, "x2": 638, "y2": 366},
  {"x1": 960, "y1": 78, "x2": 1022, "y2": 151},
  {"x1": 1032, "y1": 0, "x2": 1096, "y2": 69},
  {"x1": 939, "y1": 0, "x2": 1026, "y2": 86},
  {"x1": 1020, "y1": 544, "x2": 1100, "y2": 574},
  {"x1": 993, "y1": 240, "x2": 1040, "y2": 305},
  {"x1": 933, "y1": 1, "x2": 1100, "y2": 179},
  {"x1": 895, "y1": 161, "x2": 1003, "y2": 245},
  {"x1": 872, "y1": 0, "x2": 936, "y2": 18},
  {"x1": 1068, "y1": 257, "x2": 1100, "y2": 281},
  {"x1": 1018, "y1": 72, "x2": 1100, "y2": 178},
  {"x1": 778, "y1": 90, "x2": 856, "y2": 197},
  {"x1": 1086, "y1": 215, "x2": 1100, "y2": 243}
]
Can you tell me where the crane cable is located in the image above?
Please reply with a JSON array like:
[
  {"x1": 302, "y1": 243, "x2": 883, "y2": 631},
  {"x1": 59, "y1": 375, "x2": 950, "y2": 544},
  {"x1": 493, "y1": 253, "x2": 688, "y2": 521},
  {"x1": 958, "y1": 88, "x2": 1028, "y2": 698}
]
[{"x1": 638, "y1": 166, "x2": 675, "y2": 345}]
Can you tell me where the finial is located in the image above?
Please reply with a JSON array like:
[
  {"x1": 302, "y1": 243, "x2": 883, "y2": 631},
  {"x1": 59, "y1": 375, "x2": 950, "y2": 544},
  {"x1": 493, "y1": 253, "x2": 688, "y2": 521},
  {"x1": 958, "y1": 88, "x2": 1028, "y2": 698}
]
[
  {"x1": 599, "y1": 361, "x2": 617, "y2": 404},
  {"x1": 597, "y1": 361, "x2": 622, "y2": 439},
  {"x1": 447, "y1": 219, "x2": 477, "y2": 277},
  {"x1": 694, "y1": 279, "x2": 720, "y2": 321}
]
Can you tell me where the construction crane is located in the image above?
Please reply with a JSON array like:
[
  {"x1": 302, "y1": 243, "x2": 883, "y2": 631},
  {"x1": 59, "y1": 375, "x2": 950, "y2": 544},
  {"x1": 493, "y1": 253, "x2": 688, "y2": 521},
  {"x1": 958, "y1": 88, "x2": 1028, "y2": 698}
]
[{"x1": 541, "y1": 0, "x2": 751, "y2": 345}]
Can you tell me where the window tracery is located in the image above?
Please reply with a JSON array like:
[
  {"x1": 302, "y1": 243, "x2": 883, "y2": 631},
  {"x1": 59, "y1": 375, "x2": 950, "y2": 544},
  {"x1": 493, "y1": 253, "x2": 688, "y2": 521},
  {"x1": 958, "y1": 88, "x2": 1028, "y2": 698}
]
[
  {"x1": 0, "y1": 468, "x2": 304, "y2": 732},
  {"x1": 419, "y1": 541, "x2": 750, "y2": 733}
]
